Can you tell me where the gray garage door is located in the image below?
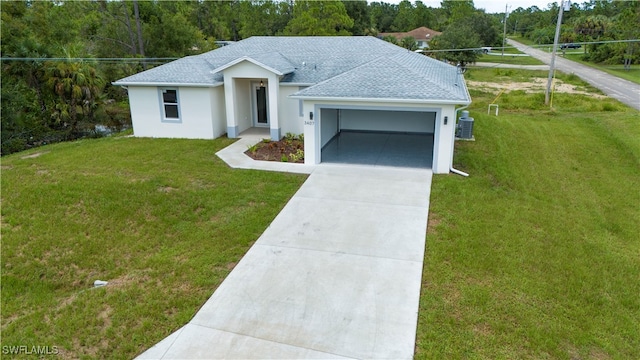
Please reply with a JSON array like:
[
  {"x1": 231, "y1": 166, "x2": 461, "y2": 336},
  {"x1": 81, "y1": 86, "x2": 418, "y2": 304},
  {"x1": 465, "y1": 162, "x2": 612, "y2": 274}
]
[{"x1": 320, "y1": 109, "x2": 435, "y2": 168}]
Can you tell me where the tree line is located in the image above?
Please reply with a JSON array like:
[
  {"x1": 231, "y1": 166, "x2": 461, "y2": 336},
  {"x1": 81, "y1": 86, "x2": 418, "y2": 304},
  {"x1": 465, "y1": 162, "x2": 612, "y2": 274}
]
[{"x1": 2, "y1": 0, "x2": 637, "y2": 155}]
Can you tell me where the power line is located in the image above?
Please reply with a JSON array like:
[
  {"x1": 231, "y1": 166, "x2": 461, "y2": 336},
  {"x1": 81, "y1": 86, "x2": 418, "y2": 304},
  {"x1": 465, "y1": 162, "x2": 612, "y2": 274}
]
[
  {"x1": 0, "y1": 57, "x2": 178, "y2": 63},
  {"x1": 1, "y1": 39, "x2": 637, "y2": 62},
  {"x1": 425, "y1": 38, "x2": 639, "y2": 53}
]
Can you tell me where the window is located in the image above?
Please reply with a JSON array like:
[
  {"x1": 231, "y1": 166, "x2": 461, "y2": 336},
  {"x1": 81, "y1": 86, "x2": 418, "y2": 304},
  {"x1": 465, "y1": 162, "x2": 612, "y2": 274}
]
[{"x1": 160, "y1": 88, "x2": 180, "y2": 122}]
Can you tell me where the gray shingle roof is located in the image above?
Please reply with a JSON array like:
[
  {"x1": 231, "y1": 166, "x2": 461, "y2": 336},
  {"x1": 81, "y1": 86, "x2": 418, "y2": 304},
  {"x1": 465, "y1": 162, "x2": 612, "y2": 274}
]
[
  {"x1": 291, "y1": 52, "x2": 468, "y2": 102},
  {"x1": 113, "y1": 36, "x2": 470, "y2": 103},
  {"x1": 115, "y1": 56, "x2": 222, "y2": 85}
]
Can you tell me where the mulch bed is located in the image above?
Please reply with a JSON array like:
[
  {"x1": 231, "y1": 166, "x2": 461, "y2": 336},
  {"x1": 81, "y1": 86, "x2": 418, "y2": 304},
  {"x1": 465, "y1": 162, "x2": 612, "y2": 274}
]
[{"x1": 244, "y1": 138, "x2": 304, "y2": 163}]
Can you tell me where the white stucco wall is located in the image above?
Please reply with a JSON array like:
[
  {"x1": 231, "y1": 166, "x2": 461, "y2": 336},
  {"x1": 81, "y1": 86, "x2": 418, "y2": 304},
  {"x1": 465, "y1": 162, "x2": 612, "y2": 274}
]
[
  {"x1": 210, "y1": 86, "x2": 227, "y2": 137},
  {"x1": 233, "y1": 78, "x2": 252, "y2": 133},
  {"x1": 128, "y1": 86, "x2": 224, "y2": 139},
  {"x1": 302, "y1": 99, "x2": 460, "y2": 174},
  {"x1": 279, "y1": 86, "x2": 304, "y2": 136}
]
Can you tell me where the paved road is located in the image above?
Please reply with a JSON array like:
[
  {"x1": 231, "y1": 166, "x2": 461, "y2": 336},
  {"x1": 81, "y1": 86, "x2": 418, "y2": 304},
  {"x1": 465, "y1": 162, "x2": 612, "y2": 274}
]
[{"x1": 508, "y1": 39, "x2": 640, "y2": 110}]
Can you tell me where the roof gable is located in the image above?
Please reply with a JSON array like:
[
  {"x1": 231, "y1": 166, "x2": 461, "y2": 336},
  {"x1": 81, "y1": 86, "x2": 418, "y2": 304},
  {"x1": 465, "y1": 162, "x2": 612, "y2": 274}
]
[{"x1": 209, "y1": 52, "x2": 296, "y2": 76}]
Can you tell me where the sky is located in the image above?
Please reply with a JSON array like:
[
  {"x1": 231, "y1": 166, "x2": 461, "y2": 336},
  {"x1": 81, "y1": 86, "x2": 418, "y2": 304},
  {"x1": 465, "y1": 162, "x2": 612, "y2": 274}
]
[
  {"x1": 380, "y1": 1, "x2": 558, "y2": 14},
  {"x1": 474, "y1": 0, "x2": 555, "y2": 13}
]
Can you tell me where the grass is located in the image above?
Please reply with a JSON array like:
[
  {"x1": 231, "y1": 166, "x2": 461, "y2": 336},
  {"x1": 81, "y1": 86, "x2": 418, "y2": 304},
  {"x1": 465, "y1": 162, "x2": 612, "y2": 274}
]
[
  {"x1": 415, "y1": 71, "x2": 640, "y2": 358},
  {"x1": 0, "y1": 136, "x2": 307, "y2": 358},
  {"x1": 475, "y1": 46, "x2": 545, "y2": 66},
  {"x1": 2, "y1": 70, "x2": 639, "y2": 359},
  {"x1": 475, "y1": 53, "x2": 545, "y2": 66}
]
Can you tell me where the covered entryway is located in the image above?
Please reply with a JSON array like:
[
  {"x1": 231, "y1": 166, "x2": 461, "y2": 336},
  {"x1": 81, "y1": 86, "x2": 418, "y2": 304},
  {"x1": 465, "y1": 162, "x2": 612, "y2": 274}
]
[{"x1": 320, "y1": 108, "x2": 436, "y2": 168}]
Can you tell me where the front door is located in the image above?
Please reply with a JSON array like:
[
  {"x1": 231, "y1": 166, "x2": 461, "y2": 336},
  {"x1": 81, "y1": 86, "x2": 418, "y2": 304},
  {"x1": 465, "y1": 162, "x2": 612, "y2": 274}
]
[{"x1": 253, "y1": 83, "x2": 269, "y2": 127}]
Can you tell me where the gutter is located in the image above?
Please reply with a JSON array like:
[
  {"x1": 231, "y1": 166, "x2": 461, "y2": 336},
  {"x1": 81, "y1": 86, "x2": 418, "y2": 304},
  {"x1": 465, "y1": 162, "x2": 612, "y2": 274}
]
[
  {"x1": 451, "y1": 104, "x2": 470, "y2": 177},
  {"x1": 111, "y1": 81, "x2": 223, "y2": 88},
  {"x1": 288, "y1": 95, "x2": 471, "y2": 106}
]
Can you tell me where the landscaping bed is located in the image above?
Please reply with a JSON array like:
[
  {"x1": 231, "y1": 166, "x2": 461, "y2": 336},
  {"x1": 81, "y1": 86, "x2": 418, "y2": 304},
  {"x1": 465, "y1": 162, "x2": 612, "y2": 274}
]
[{"x1": 245, "y1": 133, "x2": 304, "y2": 163}]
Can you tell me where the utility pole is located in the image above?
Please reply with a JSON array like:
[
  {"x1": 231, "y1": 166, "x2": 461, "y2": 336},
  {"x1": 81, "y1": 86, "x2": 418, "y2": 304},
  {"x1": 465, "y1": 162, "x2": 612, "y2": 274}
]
[
  {"x1": 545, "y1": 0, "x2": 567, "y2": 105},
  {"x1": 502, "y1": 4, "x2": 509, "y2": 56}
]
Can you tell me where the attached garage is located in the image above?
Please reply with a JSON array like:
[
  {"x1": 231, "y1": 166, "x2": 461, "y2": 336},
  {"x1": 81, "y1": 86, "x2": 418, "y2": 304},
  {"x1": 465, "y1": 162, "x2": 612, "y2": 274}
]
[
  {"x1": 290, "y1": 51, "x2": 470, "y2": 174},
  {"x1": 319, "y1": 107, "x2": 436, "y2": 168}
]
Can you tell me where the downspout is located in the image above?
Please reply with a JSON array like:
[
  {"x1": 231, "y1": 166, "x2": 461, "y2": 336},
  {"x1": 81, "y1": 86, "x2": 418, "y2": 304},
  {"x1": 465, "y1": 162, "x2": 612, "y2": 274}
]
[{"x1": 451, "y1": 104, "x2": 470, "y2": 177}]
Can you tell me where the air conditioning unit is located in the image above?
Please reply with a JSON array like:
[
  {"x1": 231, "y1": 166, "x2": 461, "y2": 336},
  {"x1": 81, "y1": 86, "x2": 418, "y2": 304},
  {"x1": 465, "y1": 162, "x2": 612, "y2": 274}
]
[{"x1": 457, "y1": 110, "x2": 474, "y2": 139}]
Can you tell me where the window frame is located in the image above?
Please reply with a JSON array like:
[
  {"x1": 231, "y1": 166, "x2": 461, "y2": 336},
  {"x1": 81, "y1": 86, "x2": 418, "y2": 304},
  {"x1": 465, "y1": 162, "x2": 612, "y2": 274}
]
[{"x1": 159, "y1": 88, "x2": 181, "y2": 123}]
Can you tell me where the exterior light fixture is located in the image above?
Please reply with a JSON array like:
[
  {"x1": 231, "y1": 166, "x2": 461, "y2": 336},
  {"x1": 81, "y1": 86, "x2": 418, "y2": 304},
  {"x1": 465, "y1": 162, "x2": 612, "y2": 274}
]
[
  {"x1": 260, "y1": 80, "x2": 264, "y2": 87},
  {"x1": 309, "y1": 112, "x2": 313, "y2": 120},
  {"x1": 444, "y1": 116, "x2": 448, "y2": 125}
]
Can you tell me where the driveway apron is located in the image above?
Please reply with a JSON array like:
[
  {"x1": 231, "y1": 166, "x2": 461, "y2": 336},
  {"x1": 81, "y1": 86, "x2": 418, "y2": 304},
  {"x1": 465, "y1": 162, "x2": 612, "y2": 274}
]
[{"x1": 138, "y1": 164, "x2": 433, "y2": 359}]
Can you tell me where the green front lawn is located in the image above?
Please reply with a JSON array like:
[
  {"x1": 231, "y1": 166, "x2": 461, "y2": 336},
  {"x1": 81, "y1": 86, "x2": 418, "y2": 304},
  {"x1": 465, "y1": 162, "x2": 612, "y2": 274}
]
[
  {"x1": 2, "y1": 70, "x2": 638, "y2": 359},
  {"x1": 1, "y1": 136, "x2": 307, "y2": 358},
  {"x1": 416, "y1": 72, "x2": 640, "y2": 359}
]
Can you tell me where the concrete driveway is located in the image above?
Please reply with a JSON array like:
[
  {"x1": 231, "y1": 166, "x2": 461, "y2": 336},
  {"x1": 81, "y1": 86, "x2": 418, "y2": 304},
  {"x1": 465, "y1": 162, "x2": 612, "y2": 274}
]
[
  {"x1": 138, "y1": 164, "x2": 433, "y2": 359},
  {"x1": 508, "y1": 39, "x2": 640, "y2": 110}
]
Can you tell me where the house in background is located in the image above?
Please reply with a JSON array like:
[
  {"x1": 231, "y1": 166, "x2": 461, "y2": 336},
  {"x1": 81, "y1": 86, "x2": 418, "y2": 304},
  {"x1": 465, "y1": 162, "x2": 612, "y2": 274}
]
[
  {"x1": 378, "y1": 27, "x2": 442, "y2": 49},
  {"x1": 113, "y1": 36, "x2": 470, "y2": 173}
]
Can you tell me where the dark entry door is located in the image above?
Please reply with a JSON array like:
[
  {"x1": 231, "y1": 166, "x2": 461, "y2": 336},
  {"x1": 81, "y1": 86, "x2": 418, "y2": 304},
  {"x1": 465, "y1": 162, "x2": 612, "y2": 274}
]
[{"x1": 256, "y1": 86, "x2": 268, "y2": 126}]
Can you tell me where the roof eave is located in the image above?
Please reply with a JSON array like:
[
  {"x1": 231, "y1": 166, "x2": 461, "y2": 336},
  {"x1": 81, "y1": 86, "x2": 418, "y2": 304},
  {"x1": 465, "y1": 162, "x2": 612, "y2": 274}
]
[
  {"x1": 112, "y1": 81, "x2": 223, "y2": 88},
  {"x1": 289, "y1": 95, "x2": 471, "y2": 105},
  {"x1": 280, "y1": 82, "x2": 315, "y2": 87}
]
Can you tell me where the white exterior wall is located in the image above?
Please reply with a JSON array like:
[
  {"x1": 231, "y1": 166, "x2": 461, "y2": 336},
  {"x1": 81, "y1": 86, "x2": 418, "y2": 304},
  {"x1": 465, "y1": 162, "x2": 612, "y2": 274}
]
[
  {"x1": 440, "y1": 104, "x2": 458, "y2": 173},
  {"x1": 210, "y1": 86, "x2": 227, "y2": 137},
  {"x1": 279, "y1": 86, "x2": 304, "y2": 136},
  {"x1": 302, "y1": 99, "x2": 458, "y2": 174},
  {"x1": 234, "y1": 79, "x2": 252, "y2": 133},
  {"x1": 128, "y1": 86, "x2": 224, "y2": 139}
]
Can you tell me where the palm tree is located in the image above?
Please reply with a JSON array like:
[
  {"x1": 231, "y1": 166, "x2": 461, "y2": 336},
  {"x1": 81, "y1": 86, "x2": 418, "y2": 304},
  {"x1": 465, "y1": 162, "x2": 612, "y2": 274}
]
[{"x1": 45, "y1": 51, "x2": 105, "y2": 135}]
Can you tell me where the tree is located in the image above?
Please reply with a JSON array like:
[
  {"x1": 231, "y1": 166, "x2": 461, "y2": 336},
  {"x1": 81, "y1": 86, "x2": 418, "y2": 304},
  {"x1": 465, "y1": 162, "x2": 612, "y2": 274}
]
[
  {"x1": 45, "y1": 54, "x2": 105, "y2": 135},
  {"x1": 440, "y1": 0, "x2": 475, "y2": 26},
  {"x1": 342, "y1": 0, "x2": 370, "y2": 35},
  {"x1": 283, "y1": 1, "x2": 353, "y2": 36},
  {"x1": 401, "y1": 36, "x2": 418, "y2": 51},
  {"x1": 369, "y1": 2, "x2": 398, "y2": 33},
  {"x1": 573, "y1": 14, "x2": 608, "y2": 54},
  {"x1": 144, "y1": 4, "x2": 211, "y2": 58},
  {"x1": 414, "y1": 1, "x2": 435, "y2": 29},
  {"x1": 382, "y1": 35, "x2": 399, "y2": 45},
  {"x1": 392, "y1": 0, "x2": 415, "y2": 32},
  {"x1": 468, "y1": 11, "x2": 502, "y2": 47},
  {"x1": 428, "y1": 21, "x2": 481, "y2": 68},
  {"x1": 239, "y1": 1, "x2": 291, "y2": 38}
]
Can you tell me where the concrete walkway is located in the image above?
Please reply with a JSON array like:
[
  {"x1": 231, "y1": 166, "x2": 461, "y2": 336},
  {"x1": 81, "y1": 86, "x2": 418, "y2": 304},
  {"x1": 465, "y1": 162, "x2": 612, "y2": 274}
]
[{"x1": 137, "y1": 132, "x2": 433, "y2": 359}]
